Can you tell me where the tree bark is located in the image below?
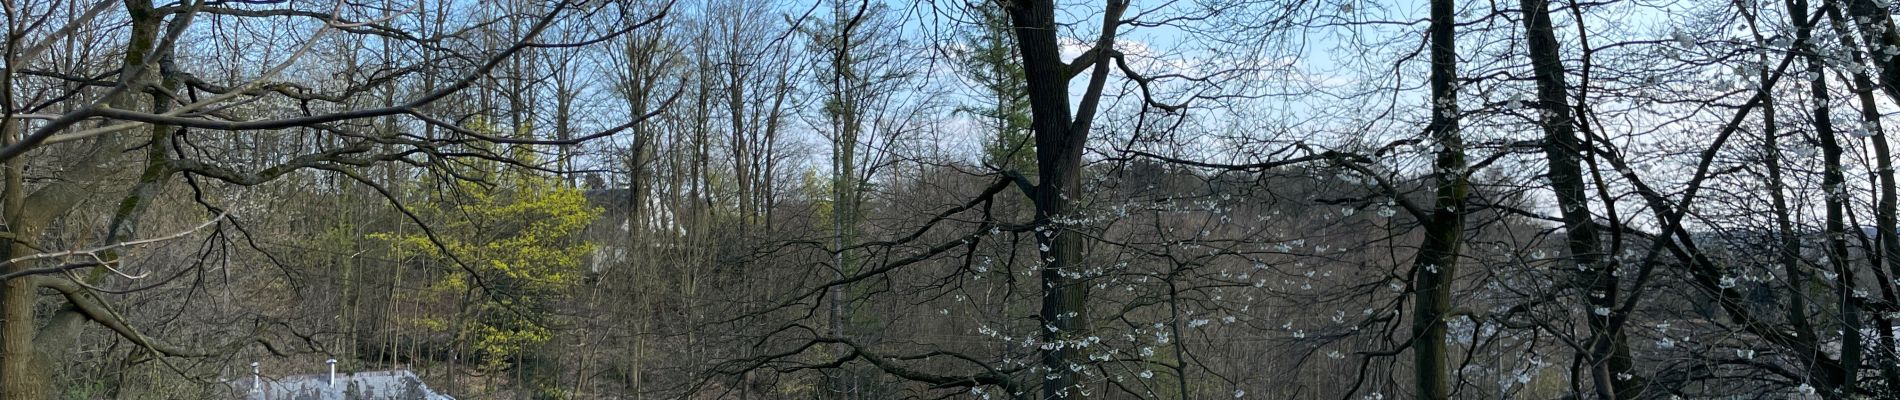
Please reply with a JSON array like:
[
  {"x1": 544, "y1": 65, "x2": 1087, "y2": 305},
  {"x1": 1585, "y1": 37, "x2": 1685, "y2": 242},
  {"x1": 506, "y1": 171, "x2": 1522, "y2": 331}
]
[
  {"x1": 1004, "y1": 0, "x2": 1115, "y2": 396},
  {"x1": 2, "y1": 1, "x2": 164, "y2": 397},
  {"x1": 1517, "y1": 0, "x2": 1637, "y2": 397},
  {"x1": 1790, "y1": 0, "x2": 1866, "y2": 395},
  {"x1": 1411, "y1": 0, "x2": 1466, "y2": 398},
  {"x1": 1820, "y1": 3, "x2": 1900, "y2": 390},
  {"x1": 1, "y1": 118, "x2": 40, "y2": 400}
]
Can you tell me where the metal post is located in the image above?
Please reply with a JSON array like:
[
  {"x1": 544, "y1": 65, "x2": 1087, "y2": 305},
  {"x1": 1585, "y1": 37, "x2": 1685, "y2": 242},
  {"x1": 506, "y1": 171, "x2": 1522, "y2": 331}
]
[
  {"x1": 326, "y1": 359, "x2": 338, "y2": 387},
  {"x1": 250, "y1": 361, "x2": 261, "y2": 393}
]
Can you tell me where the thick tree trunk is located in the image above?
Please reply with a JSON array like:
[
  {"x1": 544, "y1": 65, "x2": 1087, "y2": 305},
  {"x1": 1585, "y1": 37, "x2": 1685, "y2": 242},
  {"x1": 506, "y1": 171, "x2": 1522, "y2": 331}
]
[
  {"x1": 1006, "y1": 0, "x2": 1094, "y2": 396},
  {"x1": 1411, "y1": 0, "x2": 1466, "y2": 398},
  {"x1": 1, "y1": 2, "x2": 163, "y2": 397},
  {"x1": 1, "y1": 120, "x2": 42, "y2": 400}
]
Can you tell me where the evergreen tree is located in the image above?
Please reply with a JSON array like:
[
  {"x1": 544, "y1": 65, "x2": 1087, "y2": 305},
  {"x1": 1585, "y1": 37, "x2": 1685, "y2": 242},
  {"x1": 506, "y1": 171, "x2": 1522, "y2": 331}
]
[{"x1": 954, "y1": 8, "x2": 1035, "y2": 175}]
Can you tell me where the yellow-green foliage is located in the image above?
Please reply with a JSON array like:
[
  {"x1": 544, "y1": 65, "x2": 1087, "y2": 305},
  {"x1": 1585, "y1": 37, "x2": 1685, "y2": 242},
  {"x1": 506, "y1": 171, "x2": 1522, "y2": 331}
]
[{"x1": 375, "y1": 166, "x2": 600, "y2": 366}]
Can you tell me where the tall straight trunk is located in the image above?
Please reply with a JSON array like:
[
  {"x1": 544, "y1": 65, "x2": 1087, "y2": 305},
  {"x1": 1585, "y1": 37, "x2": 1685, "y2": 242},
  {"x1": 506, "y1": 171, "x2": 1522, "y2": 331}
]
[
  {"x1": 1761, "y1": 55, "x2": 1835, "y2": 394},
  {"x1": 823, "y1": 2, "x2": 864, "y2": 397},
  {"x1": 1, "y1": 119, "x2": 36, "y2": 400},
  {"x1": 1817, "y1": 80, "x2": 1865, "y2": 399},
  {"x1": 1790, "y1": 0, "x2": 1865, "y2": 394},
  {"x1": 759, "y1": 74, "x2": 790, "y2": 231},
  {"x1": 1004, "y1": 0, "x2": 1103, "y2": 396},
  {"x1": 556, "y1": 67, "x2": 576, "y2": 187},
  {"x1": 1873, "y1": 127, "x2": 1900, "y2": 394},
  {"x1": 692, "y1": 51, "x2": 713, "y2": 220},
  {"x1": 1871, "y1": 52, "x2": 1900, "y2": 400},
  {"x1": 0, "y1": 9, "x2": 31, "y2": 396},
  {"x1": 1516, "y1": 0, "x2": 1635, "y2": 397},
  {"x1": 1763, "y1": 68, "x2": 1824, "y2": 386},
  {"x1": 1411, "y1": 0, "x2": 1466, "y2": 398},
  {"x1": 726, "y1": 57, "x2": 752, "y2": 223},
  {"x1": 1823, "y1": 3, "x2": 1900, "y2": 389}
]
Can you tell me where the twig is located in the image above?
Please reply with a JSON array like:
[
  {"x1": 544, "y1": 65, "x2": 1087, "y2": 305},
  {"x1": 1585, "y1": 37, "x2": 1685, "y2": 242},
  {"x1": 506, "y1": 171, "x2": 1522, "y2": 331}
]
[{"x1": 0, "y1": 213, "x2": 227, "y2": 281}]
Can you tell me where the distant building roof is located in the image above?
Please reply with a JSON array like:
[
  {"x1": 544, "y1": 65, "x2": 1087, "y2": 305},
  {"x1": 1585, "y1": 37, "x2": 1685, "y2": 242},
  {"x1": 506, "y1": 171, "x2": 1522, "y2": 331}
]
[{"x1": 235, "y1": 369, "x2": 452, "y2": 400}]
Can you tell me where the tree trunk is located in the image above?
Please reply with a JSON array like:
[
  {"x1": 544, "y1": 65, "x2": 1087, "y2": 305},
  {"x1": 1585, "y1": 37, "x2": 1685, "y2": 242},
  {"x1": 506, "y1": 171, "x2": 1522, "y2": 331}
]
[
  {"x1": 821, "y1": 2, "x2": 864, "y2": 397},
  {"x1": 1005, "y1": 0, "x2": 1095, "y2": 396},
  {"x1": 1, "y1": 119, "x2": 42, "y2": 400},
  {"x1": 1761, "y1": 51, "x2": 1835, "y2": 396},
  {"x1": 1, "y1": 2, "x2": 164, "y2": 397},
  {"x1": 1517, "y1": 0, "x2": 1637, "y2": 397},
  {"x1": 1825, "y1": 2, "x2": 1900, "y2": 392},
  {"x1": 1790, "y1": 0, "x2": 1865, "y2": 395},
  {"x1": 1411, "y1": 0, "x2": 1466, "y2": 397}
]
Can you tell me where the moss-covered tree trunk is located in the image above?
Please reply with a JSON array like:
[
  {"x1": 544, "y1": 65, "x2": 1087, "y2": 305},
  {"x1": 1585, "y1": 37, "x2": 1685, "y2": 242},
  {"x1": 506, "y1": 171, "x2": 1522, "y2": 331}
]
[{"x1": 1, "y1": 1, "x2": 164, "y2": 397}]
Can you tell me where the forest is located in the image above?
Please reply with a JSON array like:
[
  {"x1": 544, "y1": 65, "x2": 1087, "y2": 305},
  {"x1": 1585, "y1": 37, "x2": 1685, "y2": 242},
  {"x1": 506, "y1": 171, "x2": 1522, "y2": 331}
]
[{"x1": 2, "y1": 0, "x2": 1900, "y2": 398}]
